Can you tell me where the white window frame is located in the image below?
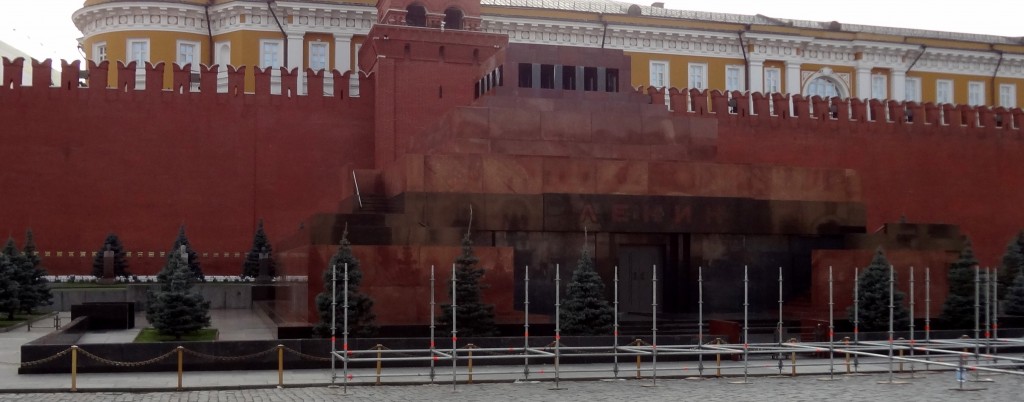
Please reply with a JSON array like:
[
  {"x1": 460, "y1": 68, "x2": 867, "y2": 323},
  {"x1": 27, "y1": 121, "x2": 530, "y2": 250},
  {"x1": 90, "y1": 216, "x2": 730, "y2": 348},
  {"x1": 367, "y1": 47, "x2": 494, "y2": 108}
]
[
  {"x1": 968, "y1": 81, "x2": 985, "y2": 106},
  {"x1": 999, "y1": 83, "x2": 1017, "y2": 108},
  {"x1": 688, "y1": 62, "x2": 707, "y2": 90},
  {"x1": 176, "y1": 40, "x2": 201, "y2": 72},
  {"x1": 127, "y1": 38, "x2": 149, "y2": 67},
  {"x1": 725, "y1": 65, "x2": 744, "y2": 92},
  {"x1": 871, "y1": 74, "x2": 887, "y2": 100},
  {"x1": 936, "y1": 79, "x2": 954, "y2": 104},
  {"x1": 764, "y1": 67, "x2": 781, "y2": 93},
  {"x1": 905, "y1": 77, "x2": 921, "y2": 102},
  {"x1": 215, "y1": 42, "x2": 231, "y2": 66},
  {"x1": 308, "y1": 41, "x2": 329, "y2": 72},
  {"x1": 649, "y1": 60, "x2": 669, "y2": 88},
  {"x1": 92, "y1": 42, "x2": 107, "y2": 63},
  {"x1": 259, "y1": 39, "x2": 284, "y2": 69}
]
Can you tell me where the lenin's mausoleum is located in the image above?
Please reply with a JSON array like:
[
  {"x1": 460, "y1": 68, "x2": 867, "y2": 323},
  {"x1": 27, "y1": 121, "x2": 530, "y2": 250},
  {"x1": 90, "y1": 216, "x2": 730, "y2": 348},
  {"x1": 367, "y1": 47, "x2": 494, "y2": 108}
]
[{"x1": 2, "y1": 0, "x2": 1024, "y2": 326}]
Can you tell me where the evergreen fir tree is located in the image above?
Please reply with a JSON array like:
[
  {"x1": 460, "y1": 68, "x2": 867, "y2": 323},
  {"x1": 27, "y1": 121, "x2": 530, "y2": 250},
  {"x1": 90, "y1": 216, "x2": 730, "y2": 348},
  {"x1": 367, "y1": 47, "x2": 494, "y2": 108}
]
[
  {"x1": 1004, "y1": 272, "x2": 1024, "y2": 316},
  {"x1": 998, "y1": 231, "x2": 1024, "y2": 298},
  {"x1": 942, "y1": 239, "x2": 984, "y2": 329},
  {"x1": 847, "y1": 247, "x2": 909, "y2": 331},
  {"x1": 158, "y1": 226, "x2": 203, "y2": 282},
  {"x1": 91, "y1": 233, "x2": 130, "y2": 278},
  {"x1": 242, "y1": 219, "x2": 276, "y2": 278},
  {"x1": 560, "y1": 243, "x2": 614, "y2": 335},
  {"x1": 5, "y1": 233, "x2": 52, "y2": 314},
  {"x1": 0, "y1": 253, "x2": 21, "y2": 320},
  {"x1": 314, "y1": 227, "x2": 377, "y2": 337},
  {"x1": 437, "y1": 231, "x2": 497, "y2": 337},
  {"x1": 147, "y1": 254, "x2": 211, "y2": 340}
]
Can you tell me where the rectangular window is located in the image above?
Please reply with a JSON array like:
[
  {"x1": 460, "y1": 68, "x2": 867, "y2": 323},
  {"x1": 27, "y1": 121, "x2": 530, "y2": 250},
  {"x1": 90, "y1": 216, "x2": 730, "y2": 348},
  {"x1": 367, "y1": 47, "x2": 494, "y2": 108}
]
[
  {"x1": 968, "y1": 81, "x2": 985, "y2": 106},
  {"x1": 309, "y1": 42, "x2": 328, "y2": 72},
  {"x1": 725, "y1": 65, "x2": 743, "y2": 92},
  {"x1": 562, "y1": 65, "x2": 576, "y2": 90},
  {"x1": 127, "y1": 39, "x2": 149, "y2": 66},
  {"x1": 936, "y1": 79, "x2": 953, "y2": 104},
  {"x1": 871, "y1": 74, "x2": 887, "y2": 100},
  {"x1": 649, "y1": 61, "x2": 669, "y2": 88},
  {"x1": 260, "y1": 40, "x2": 282, "y2": 68},
  {"x1": 764, "y1": 68, "x2": 781, "y2": 93},
  {"x1": 605, "y1": 68, "x2": 619, "y2": 92},
  {"x1": 905, "y1": 77, "x2": 921, "y2": 102},
  {"x1": 688, "y1": 63, "x2": 707, "y2": 90},
  {"x1": 539, "y1": 64, "x2": 555, "y2": 89},
  {"x1": 177, "y1": 41, "x2": 199, "y2": 70},
  {"x1": 92, "y1": 42, "x2": 107, "y2": 63},
  {"x1": 583, "y1": 67, "x2": 598, "y2": 91},
  {"x1": 999, "y1": 83, "x2": 1017, "y2": 108}
]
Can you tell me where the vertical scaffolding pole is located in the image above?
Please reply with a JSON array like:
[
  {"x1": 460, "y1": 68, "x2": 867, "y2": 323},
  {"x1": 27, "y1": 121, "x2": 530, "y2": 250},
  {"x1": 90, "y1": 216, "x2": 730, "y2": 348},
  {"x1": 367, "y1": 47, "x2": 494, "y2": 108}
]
[
  {"x1": 743, "y1": 265, "x2": 749, "y2": 383},
  {"x1": 698, "y1": 266, "x2": 704, "y2": 377},
  {"x1": 993, "y1": 269, "x2": 999, "y2": 358},
  {"x1": 778, "y1": 266, "x2": 783, "y2": 348},
  {"x1": 984, "y1": 267, "x2": 991, "y2": 356},
  {"x1": 925, "y1": 267, "x2": 931, "y2": 369},
  {"x1": 974, "y1": 265, "x2": 980, "y2": 373},
  {"x1": 853, "y1": 267, "x2": 859, "y2": 372},
  {"x1": 909, "y1": 266, "x2": 915, "y2": 375},
  {"x1": 451, "y1": 263, "x2": 458, "y2": 391},
  {"x1": 430, "y1": 265, "x2": 436, "y2": 383},
  {"x1": 331, "y1": 264, "x2": 336, "y2": 385},
  {"x1": 828, "y1": 266, "x2": 834, "y2": 380},
  {"x1": 652, "y1": 264, "x2": 658, "y2": 386},
  {"x1": 554, "y1": 263, "x2": 562, "y2": 389},
  {"x1": 887, "y1": 264, "x2": 894, "y2": 383},
  {"x1": 523, "y1": 265, "x2": 530, "y2": 380},
  {"x1": 343, "y1": 263, "x2": 349, "y2": 394},
  {"x1": 613, "y1": 265, "x2": 619, "y2": 378}
]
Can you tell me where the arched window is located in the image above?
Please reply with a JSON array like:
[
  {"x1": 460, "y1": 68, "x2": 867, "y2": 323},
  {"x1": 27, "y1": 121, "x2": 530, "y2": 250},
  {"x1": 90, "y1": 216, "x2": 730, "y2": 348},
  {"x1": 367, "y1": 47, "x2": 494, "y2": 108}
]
[
  {"x1": 444, "y1": 7, "x2": 463, "y2": 30},
  {"x1": 406, "y1": 4, "x2": 426, "y2": 27},
  {"x1": 806, "y1": 77, "x2": 841, "y2": 99}
]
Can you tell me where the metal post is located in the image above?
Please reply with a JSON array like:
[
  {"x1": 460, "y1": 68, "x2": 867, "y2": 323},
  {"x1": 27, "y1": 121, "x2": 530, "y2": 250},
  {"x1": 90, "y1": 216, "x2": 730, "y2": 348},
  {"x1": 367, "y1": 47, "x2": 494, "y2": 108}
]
[
  {"x1": 430, "y1": 265, "x2": 436, "y2": 383},
  {"x1": 451, "y1": 263, "x2": 457, "y2": 391},
  {"x1": 524, "y1": 265, "x2": 530, "y2": 381},
  {"x1": 331, "y1": 264, "x2": 336, "y2": 385},
  {"x1": 993, "y1": 268, "x2": 999, "y2": 359},
  {"x1": 974, "y1": 265, "x2": 980, "y2": 373},
  {"x1": 925, "y1": 267, "x2": 931, "y2": 369},
  {"x1": 698, "y1": 266, "x2": 704, "y2": 378},
  {"x1": 853, "y1": 267, "x2": 860, "y2": 372},
  {"x1": 828, "y1": 265, "x2": 834, "y2": 380},
  {"x1": 778, "y1": 266, "x2": 783, "y2": 348},
  {"x1": 984, "y1": 267, "x2": 991, "y2": 357},
  {"x1": 743, "y1": 265, "x2": 749, "y2": 383},
  {"x1": 888, "y1": 265, "x2": 895, "y2": 383},
  {"x1": 70, "y1": 345, "x2": 78, "y2": 392},
  {"x1": 343, "y1": 263, "x2": 350, "y2": 394},
  {"x1": 277, "y1": 344, "x2": 284, "y2": 388},
  {"x1": 613, "y1": 265, "x2": 619, "y2": 379},
  {"x1": 177, "y1": 346, "x2": 184, "y2": 391},
  {"x1": 554, "y1": 263, "x2": 563, "y2": 389},
  {"x1": 651, "y1": 264, "x2": 658, "y2": 386},
  {"x1": 909, "y1": 266, "x2": 915, "y2": 376}
]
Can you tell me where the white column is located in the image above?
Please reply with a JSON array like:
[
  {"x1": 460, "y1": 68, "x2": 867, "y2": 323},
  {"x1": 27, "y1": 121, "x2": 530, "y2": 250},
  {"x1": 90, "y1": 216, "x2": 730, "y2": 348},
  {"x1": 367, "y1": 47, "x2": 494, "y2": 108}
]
[
  {"x1": 890, "y1": 69, "x2": 906, "y2": 101},
  {"x1": 334, "y1": 34, "x2": 353, "y2": 74},
  {"x1": 855, "y1": 66, "x2": 872, "y2": 99},
  {"x1": 287, "y1": 32, "x2": 305, "y2": 95},
  {"x1": 748, "y1": 59, "x2": 764, "y2": 93},
  {"x1": 784, "y1": 61, "x2": 801, "y2": 95}
]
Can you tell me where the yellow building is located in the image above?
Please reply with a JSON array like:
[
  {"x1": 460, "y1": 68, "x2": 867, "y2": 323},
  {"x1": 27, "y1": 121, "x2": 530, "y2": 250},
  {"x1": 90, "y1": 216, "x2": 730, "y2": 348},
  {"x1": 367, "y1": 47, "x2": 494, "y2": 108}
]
[{"x1": 73, "y1": 0, "x2": 1023, "y2": 107}]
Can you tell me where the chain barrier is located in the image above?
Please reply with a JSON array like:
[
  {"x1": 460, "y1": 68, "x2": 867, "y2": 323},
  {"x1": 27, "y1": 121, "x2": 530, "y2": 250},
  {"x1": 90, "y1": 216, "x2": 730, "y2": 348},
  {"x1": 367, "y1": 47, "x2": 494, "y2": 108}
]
[
  {"x1": 19, "y1": 347, "x2": 73, "y2": 367},
  {"x1": 77, "y1": 347, "x2": 177, "y2": 367},
  {"x1": 183, "y1": 346, "x2": 278, "y2": 362},
  {"x1": 282, "y1": 345, "x2": 332, "y2": 362}
]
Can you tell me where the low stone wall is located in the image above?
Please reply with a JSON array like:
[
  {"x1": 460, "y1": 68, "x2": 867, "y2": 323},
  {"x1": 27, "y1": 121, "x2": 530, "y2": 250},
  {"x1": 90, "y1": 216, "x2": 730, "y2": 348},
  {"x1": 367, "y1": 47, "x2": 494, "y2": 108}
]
[{"x1": 42, "y1": 284, "x2": 254, "y2": 312}]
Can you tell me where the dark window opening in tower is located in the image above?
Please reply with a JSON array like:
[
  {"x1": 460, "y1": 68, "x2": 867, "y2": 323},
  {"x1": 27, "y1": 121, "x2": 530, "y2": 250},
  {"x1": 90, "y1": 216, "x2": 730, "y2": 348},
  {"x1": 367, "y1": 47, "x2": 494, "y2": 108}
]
[
  {"x1": 605, "y1": 68, "x2": 619, "y2": 92},
  {"x1": 518, "y1": 63, "x2": 533, "y2": 88},
  {"x1": 444, "y1": 7, "x2": 463, "y2": 30},
  {"x1": 406, "y1": 4, "x2": 426, "y2": 27},
  {"x1": 583, "y1": 67, "x2": 598, "y2": 91},
  {"x1": 562, "y1": 66, "x2": 576, "y2": 90},
  {"x1": 540, "y1": 64, "x2": 554, "y2": 89}
]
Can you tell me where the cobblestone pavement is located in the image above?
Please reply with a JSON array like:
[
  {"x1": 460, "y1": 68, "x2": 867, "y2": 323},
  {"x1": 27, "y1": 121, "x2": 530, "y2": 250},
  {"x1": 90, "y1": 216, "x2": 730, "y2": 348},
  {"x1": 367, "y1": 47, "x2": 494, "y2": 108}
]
[{"x1": 1, "y1": 372, "x2": 1021, "y2": 401}]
